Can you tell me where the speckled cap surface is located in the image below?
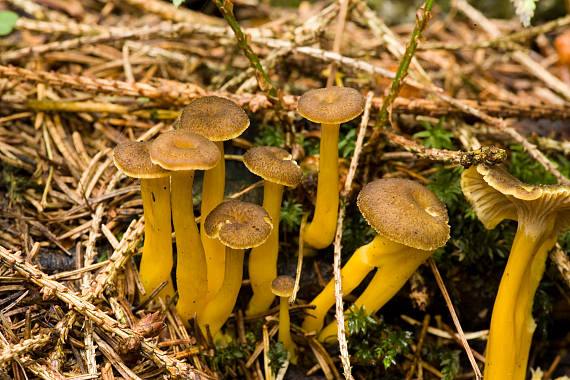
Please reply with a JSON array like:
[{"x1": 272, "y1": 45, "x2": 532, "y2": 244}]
[
  {"x1": 243, "y1": 146, "x2": 303, "y2": 187},
  {"x1": 204, "y1": 200, "x2": 273, "y2": 249},
  {"x1": 357, "y1": 178, "x2": 450, "y2": 251},
  {"x1": 113, "y1": 141, "x2": 169, "y2": 179},
  {"x1": 149, "y1": 130, "x2": 221, "y2": 171},
  {"x1": 271, "y1": 275, "x2": 295, "y2": 297},
  {"x1": 461, "y1": 164, "x2": 570, "y2": 231},
  {"x1": 177, "y1": 96, "x2": 250, "y2": 141},
  {"x1": 297, "y1": 87, "x2": 364, "y2": 124}
]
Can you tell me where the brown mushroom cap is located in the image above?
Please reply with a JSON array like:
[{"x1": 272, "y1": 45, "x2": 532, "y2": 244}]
[
  {"x1": 177, "y1": 96, "x2": 250, "y2": 141},
  {"x1": 271, "y1": 275, "x2": 295, "y2": 297},
  {"x1": 461, "y1": 165, "x2": 570, "y2": 231},
  {"x1": 243, "y1": 146, "x2": 303, "y2": 187},
  {"x1": 204, "y1": 200, "x2": 273, "y2": 249},
  {"x1": 149, "y1": 130, "x2": 221, "y2": 171},
  {"x1": 357, "y1": 178, "x2": 450, "y2": 251},
  {"x1": 297, "y1": 87, "x2": 365, "y2": 124},
  {"x1": 113, "y1": 141, "x2": 169, "y2": 179}
]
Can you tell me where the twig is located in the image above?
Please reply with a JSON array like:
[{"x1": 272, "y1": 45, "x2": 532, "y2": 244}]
[
  {"x1": 331, "y1": 91, "x2": 373, "y2": 380},
  {"x1": 326, "y1": 0, "x2": 350, "y2": 87},
  {"x1": 550, "y1": 244, "x2": 570, "y2": 290},
  {"x1": 289, "y1": 214, "x2": 308, "y2": 305},
  {"x1": 0, "y1": 246, "x2": 208, "y2": 379},
  {"x1": 0, "y1": 334, "x2": 51, "y2": 363},
  {"x1": 211, "y1": 0, "x2": 279, "y2": 101},
  {"x1": 428, "y1": 258, "x2": 482, "y2": 380}
]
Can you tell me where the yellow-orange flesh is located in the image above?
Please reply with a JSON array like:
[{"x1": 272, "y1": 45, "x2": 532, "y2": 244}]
[
  {"x1": 199, "y1": 247, "x2": 245, "y2": 338},
  {"x1": 246, "y1": 181, "x2": 284, "y2": 315},
  {"x1": 302, "y1": 235, "x2": 406, "y2": 334},
  {"x1": 202, "y1": 141, "x2": 227, "y2": 300},
  {"x1": 303, "y1": 123, "x2": 340, "y2": 249},
  {"x1": 318, "y1": 246, "x2": 432, "y2": 342},
  {"x1": 172, "y1": 172, "x2": 208, "y2": 326},
  {"x1": 278, "y1": 296, "x2": 298, "y2": 364},
  {"x1": 139, "y1": 177, "x2": 175, "y2": 301},
  {"x1": 484, "y1": 218, "x2": 557, "y2": 380}
]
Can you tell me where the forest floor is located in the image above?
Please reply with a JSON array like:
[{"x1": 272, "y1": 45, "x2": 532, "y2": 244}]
[{"x1": 0, "y1": 0, "x2": 570, "y2": 379}]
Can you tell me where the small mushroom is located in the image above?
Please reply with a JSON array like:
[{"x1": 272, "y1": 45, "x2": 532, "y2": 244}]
[
  {"x1": 302, "y1": 178, "x2": 450, "y2": 339},
  {"x1": 149, "y1": 130, "x2": 220, "y2": 325},
  {"x1": 297, "y1": 87, "x2": 364, "y2": 249},
  {"x1": 461, "y1": 165, "x2": 570, "y2": 380},
  {"x1": 243, "y1": 146, "x2": 303, "y2": 316},
  {"x1": 271, "y1": 275, "x2": 297, "y2": 364},
  {"x1": 177, "y1": 96, "x2": 250, "y2": 300},
  {"x1": 113, "y1": 141, "x2": 174, "y2": 301},
  {"x1": 199, "y1": 200, "x2": 272, "y2": 337}
]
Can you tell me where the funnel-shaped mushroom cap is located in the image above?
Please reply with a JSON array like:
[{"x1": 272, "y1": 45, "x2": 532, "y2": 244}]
[
  {"x1": 149, "y1": 130, "x2": 221, "y2": 171},
  {"x1": 113, "y1": 141, "x2": 169, "y2": 179},
  {"x1": 177, "y1": 96, "x2": 250, "y2": 141},
  {"x1": 204, "y1": 200, "x2": 273, "y2": 249},
  {"x1": 297, "y1": 87, "x2": 365, "y2": 124},
  {"x1": 243, "y1": 146, "x2": 303, "y2": 187},
  {"x1": 271, "y1": 275, "x2": 295, "y2": 297},
  {"x1": 461, "y1": 165, "x2": 570, "y2": 232},
  {"x1": 357, "y1": 178, "x2": 450, "y2": 251}
]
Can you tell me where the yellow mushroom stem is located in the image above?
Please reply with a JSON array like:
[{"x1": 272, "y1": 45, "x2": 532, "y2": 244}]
[
  {"x1": 172, "y1": 172, "x2": 208, "y2": 326},
  {"x1": 199, "y1": 247, "x2": 245, "y2": 338},
  {"x1": 318, "y1": 247, "x2": 432, "y2": 342},
  {"x1": 484, "y1": 218, "x2": 557, "y2": 380},
  {"x1": 202, "y1": 141, "x2": 227, "y2": 300},
  {"x1": 303, "y1": 123, "x2": 340, "y2": 249},
  {"x1": 247, "y1": 181, "x2": 284, "y2": 315},
  {"x1": 278, "y1": 295, "x2": 298, "y2": 364},
  {"x1": 303, "y1": 234, "x2": 423, "y2": 334},
  {"x1": 139, "y1": 177, "x2": 175, "y2": 301}
]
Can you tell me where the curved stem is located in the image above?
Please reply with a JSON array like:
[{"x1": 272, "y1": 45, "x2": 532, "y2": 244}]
[
  {"x1": 247, "y1": 181, "x2": 283, "y2": 315},
  {"x1": 201, "y1": 141, "x2": 227, "y2": 300},
  {"x1": 301, "y1": 235, "x2": 405, "y2": 334},
  {"x1": 484, "y1": 221, "x2": 551, "y2": 380},
  {"x1": 199, "y1": 247, "x2": 245, "y2": 338},
  {"x1": 303, "y1": 123, "x2": 340, "y2": 249},
  {"x1": 278, "y1": 296, "x2": 297, "y2": 364},
  {"x1": 172, "y1": 172, "x2": 208, "y2": 326},
  {"x1": 319, "y1": 247, "x2": 432, "y2": 342},
  {"x1": 139, "y1": 177, "x2": 174, "y2": 301}
]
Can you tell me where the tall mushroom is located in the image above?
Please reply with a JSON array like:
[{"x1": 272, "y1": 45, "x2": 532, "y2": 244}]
[
  {"x1": 113, "y1": 141, "x2": 174, "y2": 301},
  {"x1": 149, "y1": 130, "x2": 221, "y2": 325},
  {"x1": 200, "y1": 200, "x2": 273, "y2": 337},
  {"x1": 243, "y1": 146, "x2": 303, "y2": 316},
  {"x1": 297, "y1": 87, "x2": 364, "y2": 249},
  {"x1": 271, "y1": 275, "x2": 297, "y2": 364},
  {"x1": 302, "y1": 178, "x2": 450, "y2": 337},
  {"x1": 461, "y1": 165, "x2": 570, "y2": 380},
  {"x1": 177, "y1": 96, "x2": 250, "y2": 299}
]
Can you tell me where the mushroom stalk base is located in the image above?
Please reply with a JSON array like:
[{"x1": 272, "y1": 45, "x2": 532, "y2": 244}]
[
  {"x1": 278, "y1": 296, "x2": 297, "y2": 364},
  {"x1": 172, "y1": 172, "x2": 208, "y2": 326},
  {"x1": 202, "y1": 141, "x2": 227, "y2": 301},
  {"x1": 319, "y1": 246, "x2": 431, "y2": 342},
  {"x1": 484, "y1": 221, "x2": 556, "y2": 380},
  {"x1": 246, "y1": 181, "x2": 284, "y2": 316},
  {"x1": 303, "y1": 123, "x2": 340, "y2": 249},
  {"x1": 302, "y1": 235, "x2": 406, "y2": 334},
  {"x1": 199, "y1": 247, "x2": 245, "y2": 338},
  {"x1": 139, "y1": 178, "x2": 175, "y2": 302}
]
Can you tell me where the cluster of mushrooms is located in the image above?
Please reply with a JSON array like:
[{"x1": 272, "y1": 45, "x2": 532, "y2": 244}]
[{"x1": 113, "y1": 87, "x2": 570, "y2": 379}]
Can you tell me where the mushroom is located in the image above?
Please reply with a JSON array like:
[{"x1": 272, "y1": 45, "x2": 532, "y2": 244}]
[
  {"x1": 177, "y1": 96, "x2": 250, "y2": 300},
  {"x1": 271, "y1": 275, "x2": 298, "y2": 364},
  {"x1": 461, "y1": 165, "x2": 570, "y2": 380},
  {"x1": 149, "y1": 130, "x2": 221, "y2": 325},
  {"x1": 302, "y1": 178, "x2": 450, "y2": 338},
  {"x1": 297, "y1": 87, "x2": 364, "y2": 249},
  {"x1": 113, "y1": 141, "x2": 174, "y2": 301},
  {"x1": 242, "y1": 146, "x2": 303, "y2": 316},
  {"x1": 200, "y1": 200, "x2": 273, "y2": 337}
]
